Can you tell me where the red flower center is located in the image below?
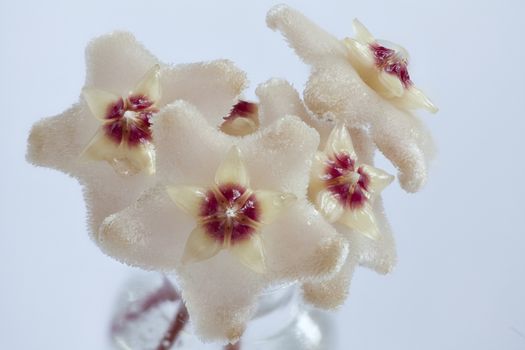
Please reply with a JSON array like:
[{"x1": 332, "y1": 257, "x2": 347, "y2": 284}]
[
  {"x1": 199, "y1": 184, "x2": 261, "y2": 244},
  {"x1": 103, "y1": 95, "x2": 156, "y2": 146},
  {"x1": 323, "y1": 153, "x2": 370, "y2": 209},
  {"x1": 370, "y1": 43, "x2": 412, "y2": 88}
]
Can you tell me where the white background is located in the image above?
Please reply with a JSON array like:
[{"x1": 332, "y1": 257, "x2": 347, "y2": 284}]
[{"x1": 1, "y1": 0, "x2": 524, "y2": 349}]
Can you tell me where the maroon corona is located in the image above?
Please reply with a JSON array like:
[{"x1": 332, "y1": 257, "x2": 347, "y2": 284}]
[
  {"x1": 370, "y1": 43, "x2": 412, "y2": 88},
  {"x1": 323, "y1": 152, "x2": 371, "y2": 210},
  {"x1": 200, "y1": 184, "x2": 260, "y2": 244},
  {"x1": 103, "y1": 95, "x2": 156, "y2": 146}
]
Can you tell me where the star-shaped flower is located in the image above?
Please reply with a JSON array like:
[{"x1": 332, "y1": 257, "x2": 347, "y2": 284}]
[
  {"x1": 26, "y1": 31, "x2": 247, "y2": 238},
  {"x1": 98, "y1": 101, "x2": 348, "y2": 343},
  {"x1": 267, "y1": 5, "x2": 437, "y2": 192},
  {"x1": 255, "y1": 79, "x2": 397, "y2": 309}
]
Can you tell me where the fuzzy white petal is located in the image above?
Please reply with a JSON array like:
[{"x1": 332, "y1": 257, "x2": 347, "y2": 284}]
[
  {"x1": 302, "y1": 253, "x2": 359, "y2": 309},
  {"x1": 266, "y1": 4, "x2": 347, "y2": 65},
  {"x1": 98, "y1": 186, "x2": 192, "y2": 271},
  {"x1": 160, "y1": 60, "x2": 248, "y2": 125},
  {"x1": 85, "y1": 31, "x2": 158, "y2": 95}
]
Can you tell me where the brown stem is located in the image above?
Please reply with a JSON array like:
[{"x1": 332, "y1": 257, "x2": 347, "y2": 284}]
[
  {"x1": 224, "y1": 341, "x2": 241, "y2": 350},
  {"x1": 156, "y1": 303, "x2": 189, "y2": 350},
  {"x1": 111, "y1": 277, "x2": 180, "y2": 334}
]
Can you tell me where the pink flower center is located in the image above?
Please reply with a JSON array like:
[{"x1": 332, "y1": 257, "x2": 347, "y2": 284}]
[
  {"x1": 323, "y1": 153, "x2": 370, "y2": 209},
  {"x1": 199, "y1": 184, "x2": 260, "y2": 244},
  {"x1": 103, "y1": 95, "x2": 157, "y2": 146},
  {"x1": 370, "y1": 43, "x2": 412, "y2": 88}
]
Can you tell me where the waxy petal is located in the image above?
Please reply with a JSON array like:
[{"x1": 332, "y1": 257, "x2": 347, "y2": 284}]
[
  {"x1": 378, "y1": 71, "x2": 405, "y2": 98},
  {"x1": 343, "y1": 38, "x2": 376, "y2": 70},
  {"x1": 253, "y1": 190, "x2": 297, "y2": 224},
  {"x1": 352, "y1": 18, "x2": 375, "y2": 43},
  {"x1": 266, "y1": 4, "x2": 347, "y2": 66},
  {"x1": 182, "y1": 226, "x2": 222, "y2": 265},
  {"x1": 361, "y1": 164, "x2": 395, "y2": 195},
  {"x1": 325, "y1": 122, "x2": 356, "y2": 157},
  {"x1": 166, "y1": 186, "x2": 208, "y2": 218},
  {"x1": 315, "y1": 190, "x2": 344, "y2": 223},
  {"x1": 397, "y1": 85, "x2": 439, "y2": 113},
  {"x1": 214, "y1": 146, "x2": 250, "y2": 187},
  {"x1": 83, "y1": 88, "x2": 122, "y2": 120},
  {"x1": 339, "y1": 204, "x2": 379, "y2": 240},
  {"x1": 130, "y1": 64, "x2": 161, "y2": 104},
  {"x1": 230, "y1": 234, "x2": 266, "y2": 274},
  {"x1": 80, "y1": 129, "x2": 155, "y2": 176}
]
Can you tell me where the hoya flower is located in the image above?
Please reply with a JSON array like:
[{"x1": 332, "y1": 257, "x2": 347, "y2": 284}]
[
  {"x1": 267, "y1": 5, "x2": 437, "y2": 192},
  {"x1": 26, "y1": 31, "x2": 247, "y2": 237},
  {"x1": 256, "y1": 79, "x2": 397, "y2": 308},
  {"x1": 98, "y1": 101, "x2": 348, "y2": 342}
]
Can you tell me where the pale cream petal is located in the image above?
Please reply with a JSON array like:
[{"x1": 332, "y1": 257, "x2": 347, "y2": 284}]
[
  {"x1": 85, "y1": 31, "x2": 158, "y2": 95},
  {"x1": 339, "y1": 204, "x2": 379, "y2": 240},
  {"x1": 82, "y1": 88, "x2": 122, "y2": 120},
  {"x1": 80, "y1": 128, "x2": 121, "y2": 164},
  {"x1": 182, "y1": 226, "x2": 222, "y2": 265},
  {"x1": 159, "y1": 60, "x2": 248, "y2": 125},
  {"x1": 352, "y1": 18, "x2": 375, "y2": 43},
  {"x1": 214, "y1": 146, "x2": 249, "y2": 187},
  {"x1": 267, "y1": 4, "x2": 347, "y2": 66},
  {"x1": 343, "y1": 37, "x2": 376, "y2": 69},
  {"x1": 230, "y1": 234, "x2": 266, "y2": 274},
  {"x1": 130, "y1": 64, "x2": 161, "y2": 103},
  {"x1": 80, "y1": 129, "x2": 154, "y2": 176},
  {"x1": 253, "y1": 190, "x2": 297, "y2": 224},
  {"x1": 166, "y1": 185, "x2": 208, "y2": 218},
  {"x1": 360, "y1": 164, "x2": 394, "y2": 195},
  {"x1": 302, "y1": 253, "x2": 358, "y2": 309},
  {"x1": 396, "y1": 85, "x2": 439, "y2": 113},
  {"x1": 220, "y1": 113, "x2": 259, "y2": 136},
  {"x1": 315, "y1": 190, "x2": 344, "y2": 223},
  {"x1": 378, "y1": 71, "x2": 405, "y2": 98},
  {"x1": 117, "y1": 141, "x2": 156, "y2": 176},
  {"x1": 324, "y1": 121, "x2": 356, "y2": 157}
]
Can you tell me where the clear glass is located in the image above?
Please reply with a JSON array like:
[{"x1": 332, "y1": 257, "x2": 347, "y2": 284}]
[{"x1": 109, "y1": 272, "x2": 338, "y2": 350}]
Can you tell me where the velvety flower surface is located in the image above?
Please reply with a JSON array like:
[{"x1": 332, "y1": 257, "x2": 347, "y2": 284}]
[
  {"x1": 98, "y1": 101, "x2": 348, "y2": 342},
  {"x1": 255, "y1": 79, "x2": 397, "y2": 309},
  {"x1": 267, "y1": 4, "x2": 437, "y2": 192},
  {"x1": 26, "y1": 31, "x2": 247, "y2": 238}
]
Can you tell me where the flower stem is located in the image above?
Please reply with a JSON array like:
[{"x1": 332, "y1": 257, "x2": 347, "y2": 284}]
[{"x1": 156, "y1": 303, "x2": 189, "y2": 350}]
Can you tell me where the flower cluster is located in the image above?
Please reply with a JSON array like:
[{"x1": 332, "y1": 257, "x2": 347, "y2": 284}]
[{"x1": 27, "y1": 4, "x2": 437, "y2": 344}]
